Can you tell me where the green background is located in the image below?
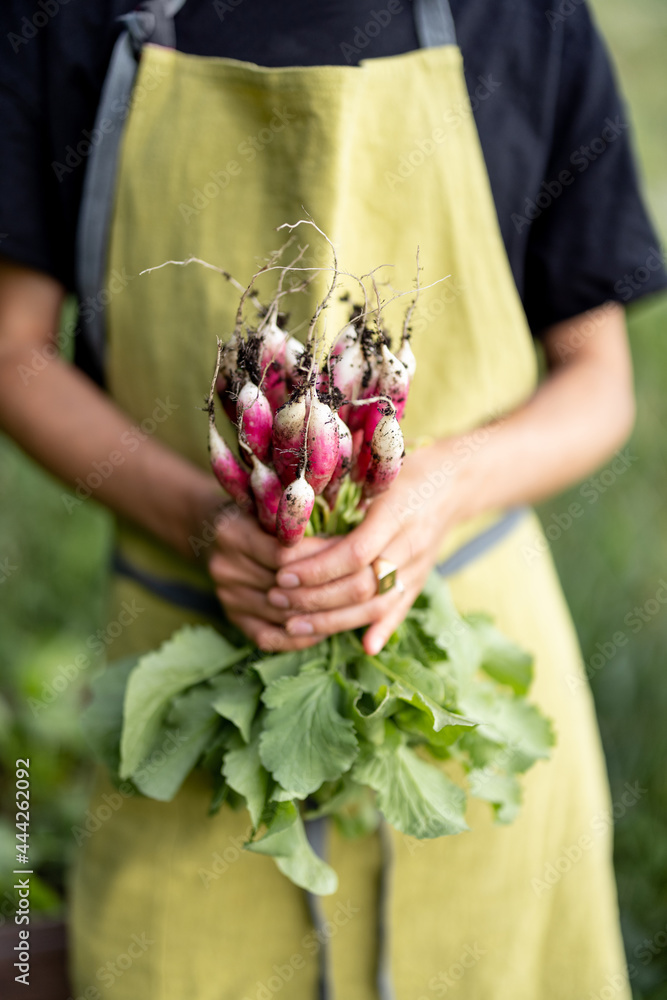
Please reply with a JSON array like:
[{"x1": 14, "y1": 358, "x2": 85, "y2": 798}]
[{"x1": 0, "y1": 1, "x2": 666, "y2": 994}]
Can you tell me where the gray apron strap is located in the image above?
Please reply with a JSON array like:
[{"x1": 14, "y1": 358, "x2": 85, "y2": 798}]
[
  {"x1": 304, "y1": 818, "x2": 336, "y2": 1000},
  {"x1": 75, "y1": 0, "x2": 188, "y2": 378},
  {"x1": 413, "y1": 0, "x2": 457, "y2": 49}
]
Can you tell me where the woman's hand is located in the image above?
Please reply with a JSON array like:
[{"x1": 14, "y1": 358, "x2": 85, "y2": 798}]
[
  {"x1": 207, "y1": 504, "x2": 338, "y2": 652},
  {"x1": 265, "y1": 442, "x2": 460, "y2": 655}
]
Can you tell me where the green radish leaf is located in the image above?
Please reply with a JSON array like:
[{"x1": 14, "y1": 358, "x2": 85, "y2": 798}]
[
  {"x1": 253, "y1": 648, "x2": 327, "y2": 685},
  {"x1": 353, "y1": 725, "x2": 468, "y2": 839},
  {"x1": 376, "y1": 653, "x2": 446, "y2": 703},
  {"x1": 259, "y1": 669, "x2": 359, "y2": 797},
  {"x1": 80, "y1": 656, "x2": 138, "y2": 776},
  {"x1": 246, "y1": 801, "x2": 338, "y2": 895},
  {"x1": 271, "y1": 786, "x2": 296, "y2": 802},
  {"x1": 418, "y1": 574, "x2": 484, "y2": 682},
  {"x1": 209, "y1": 671, "x2": 261, "y2": 742},
  {"x1": 466, "y1": 614, "x2": 534, "y2": 695},
  {"x1": 222, "y1": 733, "x2": 268, "y2": 827},
  {"x1": 132, "y1": 685, "x2": 221, "y2": 801},
  {"x1": 373, "y1": 655, "x2": 476, "y2": 734},
  {"x1": 458, "y1": 686, "x2": 555, "y2": 772},
  {"x1": 120, "y1": 626, "x2": 249, "y2": 778},
  {"x1": 393, "y1": 705, "x2": 472, "y2": 751},
  {"x1": 468, "y1": 769, "x2": 522, "y2": 824},
  {"x1": 355, "y1": 656, "x2": 389, "y2": 694}
]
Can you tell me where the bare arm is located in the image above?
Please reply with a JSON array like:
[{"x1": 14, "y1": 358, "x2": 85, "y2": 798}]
[
  {"x1": 262, "y1": 303, "x2": 635, "y2": 653},
  {"x1": 0, "y1": 261, "x2": 223, "y2": 560}
]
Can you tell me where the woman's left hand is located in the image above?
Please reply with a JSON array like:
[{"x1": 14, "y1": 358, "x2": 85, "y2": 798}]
[{"x1": 267, "y1": 441, "x2": 460, "y2": 655}]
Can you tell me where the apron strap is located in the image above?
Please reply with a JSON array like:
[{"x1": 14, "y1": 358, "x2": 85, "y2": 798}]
[
  {"x1": 75, "y1": 0, "x2": 188, "y2": 381},
  {"x1": 413, "y1": 0, "x2": 457, "y2": 48}
]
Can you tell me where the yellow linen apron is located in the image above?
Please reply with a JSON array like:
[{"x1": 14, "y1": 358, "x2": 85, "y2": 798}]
[{"x1": 68, "y1": 2, "x2": 630, "y2": 998}]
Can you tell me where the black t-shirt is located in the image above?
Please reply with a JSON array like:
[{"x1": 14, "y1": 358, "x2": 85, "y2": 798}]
[{"x1": 0, "y1": 0, "x2": 665, "y2": 341}]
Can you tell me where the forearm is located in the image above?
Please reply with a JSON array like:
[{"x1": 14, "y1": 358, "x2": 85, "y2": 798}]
[
  {"x1": 435, "y1": 303, "x2": 635, "y2": 527},
  {"x1": 0, "y1": 266, "x2": 222, "y2": 561},
  {"x1": 1, "y1": 352, "x2": 221, "y2": 558}
]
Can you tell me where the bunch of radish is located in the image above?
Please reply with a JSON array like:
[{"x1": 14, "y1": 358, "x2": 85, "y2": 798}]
[{"x1": 206, "y1": 225, "x2": 420, "y2": 547}]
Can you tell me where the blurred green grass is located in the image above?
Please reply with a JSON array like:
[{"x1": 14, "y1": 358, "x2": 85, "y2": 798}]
[{"x1": 0, "y1": 1, "x2": 665, "y2": 994}]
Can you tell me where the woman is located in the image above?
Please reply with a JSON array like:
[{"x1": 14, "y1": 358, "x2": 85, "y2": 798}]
[{"x1": 0, "y1": 1, "x2": 665, "y2": 997}]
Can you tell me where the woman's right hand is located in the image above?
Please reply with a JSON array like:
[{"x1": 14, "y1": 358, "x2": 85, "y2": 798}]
[{"x1": 207, "y1": 503, "x2": 334, "y2": 652}]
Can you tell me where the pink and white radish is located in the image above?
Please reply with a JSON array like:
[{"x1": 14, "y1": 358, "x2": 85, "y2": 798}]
[
  {"x1": 272, "y1": 395, "x2": 307, "y2": 486},
  {"x1": 208, "y1": 417, "x2": 253, "y2": 510},
  {"x1": 237, "y1": 380, "x2": 273, "y2": 463},
  {"x1": 284, "y1": 336, "x2": 305, "y2": 389},
  {"x1": 215, "y1": 332, "x2": 241, "y2": 423},
  {"x1": 276, "y1": 473, "x2": 315, "y2": 547},
  {"x1": 304, "y1": 391, "x2": 340, "y2": 495},
  {"x1": 331, "y1": 334, "x2": 365, "y2": 425},
  {"x1": 246, "y1": 452, "x2": 282, "y2": 533},
  {"x1": 362, "y1": 410, "x2": 405, "y2": 500},
  {"x1": 396, "y1": 336, "x2": 416, "y2": 384},
  {"x1": 258, "y1": 320, "x2": 288, "y2": 412},
  {"x1": 323, "y1": 415, "x2": 352, "y2": 508}
]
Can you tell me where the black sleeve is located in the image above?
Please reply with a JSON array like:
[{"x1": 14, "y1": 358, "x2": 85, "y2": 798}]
[
  {"x1": 0, "y1": 1, "x2": 126, "y2": 291},
  {"x1": 521, "y1": 3, "x2": 667, "y2": 335},
  {"x1": 0, "y1": 3, "x2": 60, "y2": 283}
]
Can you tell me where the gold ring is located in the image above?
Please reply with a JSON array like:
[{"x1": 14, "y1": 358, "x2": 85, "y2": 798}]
[{"x1": 372, "y1": 557, "x2": 398, "y2": 595}]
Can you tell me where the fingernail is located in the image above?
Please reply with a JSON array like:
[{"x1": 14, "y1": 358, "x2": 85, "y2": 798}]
[
  {"x1": 286, "y1": 619, "x2": 314, "y2": 636},
  {"x1": 278, "y1": 572, "x2": 300, "y2": 589},
  {"x1": 366, "y1": 636, "x2": 382, "y2": 656},
  {"x1": 268, "y1": 591, "x2": 290, "y2": 609}
]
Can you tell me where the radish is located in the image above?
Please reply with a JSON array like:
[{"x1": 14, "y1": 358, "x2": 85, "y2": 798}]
[
  {"x1": 247, "y1": 453, "x2": 282, "y2": 534},
  {"x1": 216, "y1": 332, "x2": 241, "y2": 423},
  {"x1": 396, "y1": 336, "x2": 416, "y2": 384},
  {"x1": 208, "y1": 417, "x2": 253, "y2": 509},
  {"x1": 237, "y1": 380, "x2": 273, "y2": 462},
  {"x1": 330, "y1": 322, "x2": 358, "y2": 360},
  {"x1": 362, "y1": 411, "x2": 405, "y2": 500},
  {"x1": 285, "y1": 336, "x2": 305, "y2": 389},
  {"x1": 331, "y1": 335, "x2": 365, "y2": 425},
  {"x1": 377, "y1": 344, "x2": 410, "y2": 422},
  {"x1": 323, "y1": 415, "x2": 352, "y2": 508},
  {"x1": 258, "y1": 320, "x2": 288, "y2": 412},
  {"x1": 272, "y1": 395, "x2": 307, "y2": 486},
  {"x1": 276, "y1": 474, "x2": 315, "y2": 547},
  {"x1": 304, "y1": 391, "x2": 339, "y2": 495}
]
